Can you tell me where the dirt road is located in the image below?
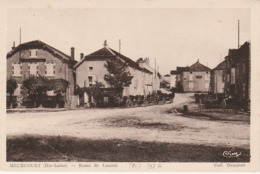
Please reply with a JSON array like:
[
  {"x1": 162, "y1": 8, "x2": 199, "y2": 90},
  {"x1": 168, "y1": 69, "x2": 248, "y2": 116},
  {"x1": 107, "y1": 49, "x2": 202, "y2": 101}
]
[{"x1": 7, "y1": 93, "x2": 250, "y2": 149}]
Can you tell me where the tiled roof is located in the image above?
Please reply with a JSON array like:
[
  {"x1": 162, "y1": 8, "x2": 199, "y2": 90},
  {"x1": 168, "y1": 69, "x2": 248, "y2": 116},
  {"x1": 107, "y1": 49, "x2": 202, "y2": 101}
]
[
  {"x1": 177, "y1": 66, "x2": 189, "y2": 73},
  {"x1": 213, "y1": 60, "x2": 226, "y2": 70},
  {"x1": 7, "y1": 40, "x2": 77, "y2": 64},
  {"x1": 188, "y1": 61, "x2": 211, "y2": 72},
  {"x1": 170, "y1": 70, "x2": 178, "y2": 75},
  {"x1": 74, "y1": 46, "x2": 143, "y2": 72}
]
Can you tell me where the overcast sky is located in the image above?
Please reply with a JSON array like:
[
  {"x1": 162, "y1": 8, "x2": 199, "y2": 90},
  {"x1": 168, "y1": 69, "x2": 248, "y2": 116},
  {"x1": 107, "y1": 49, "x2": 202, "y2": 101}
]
[{"x1": 7, "y1": 8, "x2": 250, "y2": 75}]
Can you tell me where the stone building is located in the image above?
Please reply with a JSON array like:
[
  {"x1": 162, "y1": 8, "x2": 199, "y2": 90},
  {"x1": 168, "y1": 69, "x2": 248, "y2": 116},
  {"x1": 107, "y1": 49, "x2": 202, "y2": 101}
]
[
  {"x1": 225, "y1": 41, "x2": 250, "y2": 108},
  {"x1": 74, "y1": 41, "x2": 160, "y2": 105},
  {"x1": 209, "y1": 60, "x2": 226, "y2": 94},
  {"x1": 6, "y1": 40, "x2": 77, "y2": 107},
  {"x1": 171, "y1": 61, "x2": 211, "y2": 93}
]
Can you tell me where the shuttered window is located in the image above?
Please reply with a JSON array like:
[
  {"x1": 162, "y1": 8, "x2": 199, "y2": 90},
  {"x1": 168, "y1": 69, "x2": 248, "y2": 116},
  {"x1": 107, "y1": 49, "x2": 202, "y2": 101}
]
[
  {"x1": 28, "y1": 63, "x2": 38, "y2": 75},
  {"x1": 45, "y1": 62, "x2": 55, "y2": 76},
  {"x1": 12, "y1": 63, "x2": 22, "y2": 77}
]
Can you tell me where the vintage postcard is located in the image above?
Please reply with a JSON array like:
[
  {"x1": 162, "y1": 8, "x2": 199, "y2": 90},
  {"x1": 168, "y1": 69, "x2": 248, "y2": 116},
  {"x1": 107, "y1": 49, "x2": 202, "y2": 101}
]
[{"x1": 0, "y1": 0, "x2": 260, "y2": 172}]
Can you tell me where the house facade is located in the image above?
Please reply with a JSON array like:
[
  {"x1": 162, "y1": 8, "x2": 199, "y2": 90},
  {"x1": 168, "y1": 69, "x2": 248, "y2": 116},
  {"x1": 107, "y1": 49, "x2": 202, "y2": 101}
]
[
  {"x1": 74, "y1": 41, "x2": 160, "y2": 105},
  {"x1": 171, "y1": 61, "x2": 211, "y2": 92},
  {"x1": 6, "y1": 40, "x2": 77, "y2": 107},
  {"x1": 209, "y1": 60, "x2": 226, "y2": 94},
  {"x1": 225, "y1": 42, "x2": 250, "y2": 108}
]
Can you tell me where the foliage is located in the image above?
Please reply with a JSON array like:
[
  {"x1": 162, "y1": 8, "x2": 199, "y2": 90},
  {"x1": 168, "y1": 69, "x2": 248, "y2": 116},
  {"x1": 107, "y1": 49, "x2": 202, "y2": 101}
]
[
  {"x1": 7, "y1": 77, "x2": 18, "y2": 95},
  {"x1": 104, "y1": 58, "x2": 133, "y2": 105},
  {"x1": 104, "y1": 58, "x2": 133, "y2": 90},
  {"x1": 87, "y1": 82, "x2": 105, "y2": 106},
  {"x1": 176, "y1": 81, "x2": 184, "y2": 93},
  {"x1": 49, "y1": 79, "x2": 70, "y2": 95},
  {"x1": 22, "y1": 75, "x2": 49, "y2": 95}
]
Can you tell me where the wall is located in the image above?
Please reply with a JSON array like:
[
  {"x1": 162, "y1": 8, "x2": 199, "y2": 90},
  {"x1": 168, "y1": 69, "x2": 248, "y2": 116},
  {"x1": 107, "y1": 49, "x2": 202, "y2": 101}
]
[
  {"x1": 7, "y1": 48, "x2": 75, "y2": 96},
  {"x1": 182, "y1": 71, "x2": 210, "y2": 92},
  {"x1": 76, "y1": 59, "x2": 157, "y2": 97},
  {"x1": 210, "y1": 70, "x2": 225, "y2": 94},
  {"x1": 76, "y1": 60, "x2": 108, "y2": 88}
]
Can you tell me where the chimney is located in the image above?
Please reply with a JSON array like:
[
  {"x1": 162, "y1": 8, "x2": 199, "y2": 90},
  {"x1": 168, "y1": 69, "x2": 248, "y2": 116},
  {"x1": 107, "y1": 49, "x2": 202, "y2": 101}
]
[
  {"x1": 80, "y1": 53, "x2": 84, "y2": 59},
  {"x1": 145, "y1": 57, "x2": 150, "y2": 65},
  {"x1": 71, "y1": 47, "x2": 75, "y2": 60},
  {"x1": 103, "y1": 40, "x2": 107, "y2": 47},
  {"x1": 12, "y1": 41, "x2": 15, "y2": 50}
]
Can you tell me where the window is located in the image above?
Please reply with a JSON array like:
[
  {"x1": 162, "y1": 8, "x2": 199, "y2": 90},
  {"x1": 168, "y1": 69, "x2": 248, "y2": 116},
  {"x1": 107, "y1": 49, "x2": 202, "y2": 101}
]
[
  {"x1": 231, "y1": 68, "x2": 235, "y2": 84},
  {"x1": 88, "y1": 76, "x2": 93, "y2": 86},
  {"x1": 134, "y1": 79, "x2": 138, "y2": 89},
  {"x1": 12, "y1": 63, "x2": 22, "y2": 77},
  {"x1": 222, "y1": 75, "x2": 225, "y2": 82},
  {"x1": 227, "y1": 74, "x2": 230, "y2": 83},
  {"x1": 189, "y1": 82, "x2": 193, "y2": 90},
  {"x1": 189, "y1": 74, "x2": 193, "y2": 81},
  {"x1": 196, "y1": 75, "x2": 202, "y2": 79},
  {"x1": 29, "y1": 49, "x2": 38, "y2": 58},
  {"x1": 28, "y1": 63, "x2": 38, "y2": 75},
  {"x1": 89, "y1": 66, "x2": 93, "y2": 71},
  {"x1": 205, "y1": 73, "x2": 210, "y2": 81},
  {"x1": 45, "y1": 62, "x2": 55, "y2": 76},
  {"x1": 104, "y1": 97, "x2": 109, "y2": 103},
  {"x1": 205, "y1": 82, "x2": 209, "y2": 90}
]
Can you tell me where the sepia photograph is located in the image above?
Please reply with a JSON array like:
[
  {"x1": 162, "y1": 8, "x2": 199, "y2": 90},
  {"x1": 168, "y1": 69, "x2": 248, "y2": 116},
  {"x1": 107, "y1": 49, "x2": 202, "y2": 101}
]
[{"x1": 1, "y1": 1, "x2": 260, "y2": 172}]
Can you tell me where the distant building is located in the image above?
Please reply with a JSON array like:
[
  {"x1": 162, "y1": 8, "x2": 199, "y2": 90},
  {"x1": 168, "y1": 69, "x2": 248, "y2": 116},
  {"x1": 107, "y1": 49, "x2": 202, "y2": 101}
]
[
  {"x1": 160, "y1": 75, "x2": 171, "y2": 89},
  {"x1": 171, "y1": 61, "x2": 211, "y2": 93},
  {"x1": 74, "y1": 41, "x2": 160, "y2": 105},
  {"x1": 169, "y1": 71, "x2": 178, "y2": 88},
  {"x1": 225, "y1": 41, "x2": 250, "y2": 108},
  {"x1": 209, "y1": 60, "x2": 226, "y2": 94},
  {"x1": 6, "y1": 40, "x2": 77, "y2": 107},
  {"x1": 136, "y1": 57, "x2": 161, "y2": 93}
]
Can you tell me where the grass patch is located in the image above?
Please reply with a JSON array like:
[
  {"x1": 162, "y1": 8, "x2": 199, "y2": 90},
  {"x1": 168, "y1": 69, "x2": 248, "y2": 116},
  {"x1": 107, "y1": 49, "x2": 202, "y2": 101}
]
[
  {"x1": 101, "y1": 116, "x2": 186, "y2": 131},
  {"x1": 7, "y1": 135, "x2": 250, "y2": 162}
]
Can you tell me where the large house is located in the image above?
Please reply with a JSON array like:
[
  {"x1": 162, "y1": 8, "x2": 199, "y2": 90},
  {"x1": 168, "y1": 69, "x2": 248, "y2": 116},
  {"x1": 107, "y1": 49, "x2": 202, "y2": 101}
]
[
  {"x1": 209, "y1": 60, "x2": 226, "y2": 94},
  {"x1": 6, "y1": 40, "x2": 77, "y2": 107},
  {"x1": 171, "y1": 61, "x2": 211, "y2": 92},
  {"x1": 74, "y1": 41, "x2": 160, "y2": 105},
  {"x1": 225, "y1": 41, "x2": 250, "y2": 108}
]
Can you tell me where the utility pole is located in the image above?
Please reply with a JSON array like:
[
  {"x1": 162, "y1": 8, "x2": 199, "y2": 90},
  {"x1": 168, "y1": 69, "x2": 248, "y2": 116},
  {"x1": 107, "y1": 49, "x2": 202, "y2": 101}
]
[
  {"x1": 19, "y1": 27, "x2": 21, "y2": 61},
  {"x1": 119, "y1": 39, "x2": 121, "y2": 54},
  {"x1": 154, "y1": 58, "x2": 157, "y2": 78},
  {"x1": 19, "y1": 27, "x2": 21, "y2": 45},
  {"x1": 238, "y1": 20, "x2": 240, "y2": 49}
]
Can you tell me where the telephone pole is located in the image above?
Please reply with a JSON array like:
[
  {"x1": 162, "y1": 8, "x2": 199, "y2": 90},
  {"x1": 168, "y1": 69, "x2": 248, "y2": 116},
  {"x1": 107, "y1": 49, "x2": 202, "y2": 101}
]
[{"x1": 238, "y1": 20, "x2": 240, "y2": 48}]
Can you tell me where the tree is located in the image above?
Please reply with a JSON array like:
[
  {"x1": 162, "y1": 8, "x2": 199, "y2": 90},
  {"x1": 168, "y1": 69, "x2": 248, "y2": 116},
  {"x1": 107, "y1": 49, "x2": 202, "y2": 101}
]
[
  {"x1": 87, "y1": 82, "x2": 105, "y2": 107},
  {"x1": 7, "y1": 77, "x2": 18, "y2": 108},
  {"x1": 49, "y1": 79, "x2": 70, "y2": 108},
  {"x1": 104, "y1": 58, "x2": 133, "y2": 105},
  {"x1": 176, "y1": 81, "x2": 184, "y2": 93},
  {"x1": 22, "y1": 75, "x2": 49, "y2": 108}
]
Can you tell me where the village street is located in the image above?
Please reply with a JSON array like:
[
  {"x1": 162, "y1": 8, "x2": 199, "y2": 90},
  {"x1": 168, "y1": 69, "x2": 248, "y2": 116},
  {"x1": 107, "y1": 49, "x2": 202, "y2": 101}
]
[{"x1": 7, "y1": 93, "x2": 250, "y2": 149}]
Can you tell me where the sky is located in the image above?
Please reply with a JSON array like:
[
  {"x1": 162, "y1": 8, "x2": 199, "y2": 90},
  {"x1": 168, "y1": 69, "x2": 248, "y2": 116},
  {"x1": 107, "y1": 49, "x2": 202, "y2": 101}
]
[{"x1": 7, "y1": 8, "x2": 250, "y2": 75}]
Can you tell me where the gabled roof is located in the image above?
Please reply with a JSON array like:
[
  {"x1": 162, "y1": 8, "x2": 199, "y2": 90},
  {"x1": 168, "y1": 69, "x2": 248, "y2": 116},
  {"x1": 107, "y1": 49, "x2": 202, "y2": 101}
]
[
  {"x1": 170, "y1": 70, "x2": 178, "y2": 75},
  {"x1": 74, "y1": 46, "x2": 142, "y2": 71},
  {"x1": 188, "y1": 61, "x2": 211, "y2": 72},
  {"x1": 177, "y1": 66, "x2": 189, "y2": 73},
  {"x1": 7, "y1": 40, "x2": 77, "y2": 64},
  {"x1": 213, "y1": 60, "x2": 226, "y2": 70}
]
